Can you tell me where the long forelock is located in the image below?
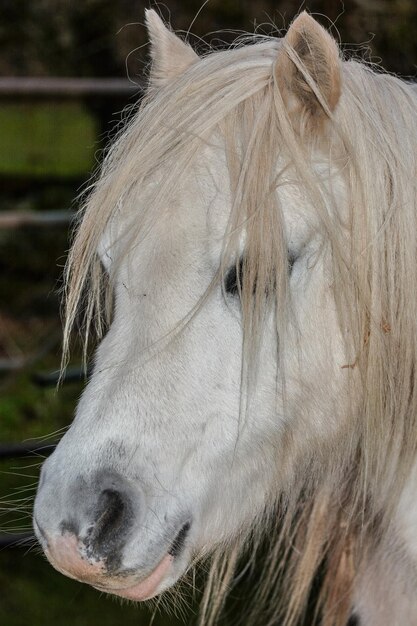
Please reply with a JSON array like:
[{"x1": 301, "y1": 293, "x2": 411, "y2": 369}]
[
  {"x1": 63, "y1": 34, "x2": 417, "y2": 626},
  {"x1": 62, "y1": 39, "x2": 280, "y2": 364}
]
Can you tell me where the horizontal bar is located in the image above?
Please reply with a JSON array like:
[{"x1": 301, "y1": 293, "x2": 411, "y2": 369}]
[
  {"x1": 0, "y1": 77, "x2": 143, "y2": 98},
  {"x1": 0, "y1": 210, "x2": 74, "y2": 229},
  {"x1": 33, "y1": 366, "x2": 89, "y2": 387},
  {"x1": 0, "y1": 533, "x2": 35, "y2": 549},
  {"x1": 0, "y1": 441, "x2": 57, "y2": 460}
]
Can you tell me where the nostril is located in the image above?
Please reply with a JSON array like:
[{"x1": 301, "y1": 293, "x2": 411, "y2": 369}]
[
  {"x1": 168, "y1": 521, "x2": 191, "y2": 558},
  {"x1": 86, "y1": 488, "x2": 133, "y2": 567},
  {"x1": 94, "y1": 489, "x2": 125, "y2": 537}
]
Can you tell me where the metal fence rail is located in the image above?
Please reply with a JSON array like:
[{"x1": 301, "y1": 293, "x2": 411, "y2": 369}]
[
  {"x1": 0, "y1": 77, "x2": 144, "y2": 98},
  {"x1": 0, "y1": 441, "x2": 56, "y2": 460},
  {"x1": 0, "y1": 533, "x2": 34, "y2": 549},
  {"x1": 0, "y1": 210, "x2": 74, "y2": 229}
]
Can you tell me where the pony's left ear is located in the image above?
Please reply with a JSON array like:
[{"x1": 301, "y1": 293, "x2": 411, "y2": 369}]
[
  {"x1": 275, "y1": 12, "x2": 341, "y2": 129},
  {"x1": 145, "y1": 9, "x2": 199, "y2": 87}
]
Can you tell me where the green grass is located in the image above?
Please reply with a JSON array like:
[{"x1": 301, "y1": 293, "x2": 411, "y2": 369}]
[{"x1": 0, "y1": 103, "x2": 97, "y2": 177}]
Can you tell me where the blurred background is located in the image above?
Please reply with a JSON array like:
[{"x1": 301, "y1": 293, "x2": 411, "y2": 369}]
[{"x1": 0, "y1": 1, "x2": 416, "y2": 625}]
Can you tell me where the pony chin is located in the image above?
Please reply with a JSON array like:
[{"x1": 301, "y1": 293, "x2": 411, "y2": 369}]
[{"x1": 95, "y1": 555, "x2": 175, "y2": 601}]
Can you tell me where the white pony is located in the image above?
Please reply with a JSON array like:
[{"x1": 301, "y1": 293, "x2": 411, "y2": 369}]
[{"x1": 34, "y1": 11, "x2": 417, "y2": 626}]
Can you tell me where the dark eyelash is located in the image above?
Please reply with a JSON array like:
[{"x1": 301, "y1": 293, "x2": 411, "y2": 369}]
[
  {"x1": 224, "y1": 259, "x2": 244, "y2": 296},
  {"x1": 224, "y1": 254, "x2": 295, "y2": 296}
]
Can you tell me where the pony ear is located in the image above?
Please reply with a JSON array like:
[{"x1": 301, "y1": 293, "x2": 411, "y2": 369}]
[
  {"x1": 145, "y1": 9, "x2": 199, "y2": 87},
  {"x1": 275, "y1": 12, "x2": 341, "y2": 130}
]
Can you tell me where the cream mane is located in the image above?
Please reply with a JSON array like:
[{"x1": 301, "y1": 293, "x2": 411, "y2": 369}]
[{"x1": 63, "y1": 22, "x2": 417, "y2": 626}]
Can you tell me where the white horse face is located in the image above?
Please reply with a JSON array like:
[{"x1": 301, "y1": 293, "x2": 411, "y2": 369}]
[
  {"x1": 34, "y1": 12, "x2": 348, "y2": 603},
  {"x1": 34, "y1": 146, "x2": 348, "y2": 599}
]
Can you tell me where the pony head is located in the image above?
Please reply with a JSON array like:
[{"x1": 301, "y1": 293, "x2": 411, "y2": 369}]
[{"x1": 34, "y1": 11, "x2": 417, "y2": 625}]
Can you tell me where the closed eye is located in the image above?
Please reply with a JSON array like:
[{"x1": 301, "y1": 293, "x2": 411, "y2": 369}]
[
  {"x1": 224, "y1": 254, "x2": 295, "y2": 297},
  {"x1": 224, "y1": 259, "x2": 244, "y2": 296}
]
